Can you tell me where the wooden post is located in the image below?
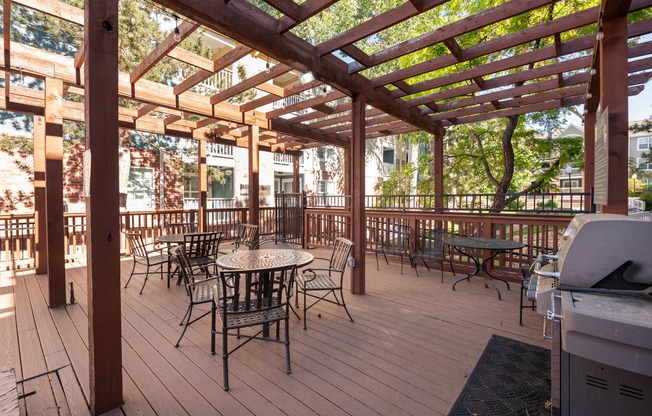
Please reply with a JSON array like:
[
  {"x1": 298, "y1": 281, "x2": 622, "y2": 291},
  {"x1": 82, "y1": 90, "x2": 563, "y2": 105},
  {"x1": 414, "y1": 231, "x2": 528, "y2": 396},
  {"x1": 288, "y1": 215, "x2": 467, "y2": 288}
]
[
  {"x1": 350, "y1": 93, "x2": 366, "y2": 295},
  {"x1": 583, "y1": 111, "x2": 596, "y2": 212},
  {"x1": 198, "y1": 139, "x2": 207, "y2": 231},
  {"x1": 598, "y1": 3, "x2": 630, "y2": 214},
  {"x1": 33, "y1": 115, "x2": 47, "y2": 274},
  {"x1": 344, "y1": 147, "x2": 351, "y2": 198},
  {"x1": 248, "y1": 126, "x2": 260, "y2": 228},
  {"x1": 85, "y1": 0, "x2": 123, "y2": 413},
  {"x1": 434, "y1": 127, "x2": 444, "y2": 211},
  {"x1": 44, "y1": 78, "x2": 66, "y2": 307},
  {"x1": 292, "y1": 154, "x2": 300, "y2": 194}
]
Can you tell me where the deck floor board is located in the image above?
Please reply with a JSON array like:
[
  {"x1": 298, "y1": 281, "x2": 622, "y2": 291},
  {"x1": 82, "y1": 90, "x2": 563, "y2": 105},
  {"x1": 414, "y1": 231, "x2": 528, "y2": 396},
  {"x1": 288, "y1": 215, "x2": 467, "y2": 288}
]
[{"x1": 2, "y1": 249, "x2": 548, "y2": 415}]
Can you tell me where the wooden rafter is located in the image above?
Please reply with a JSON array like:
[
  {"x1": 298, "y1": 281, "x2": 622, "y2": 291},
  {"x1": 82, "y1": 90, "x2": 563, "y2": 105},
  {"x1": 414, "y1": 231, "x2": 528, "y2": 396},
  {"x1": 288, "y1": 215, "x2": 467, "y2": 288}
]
[
  {"x1": 173, "y1": 44, "x2": 252, "y2": 95},
  {"x1": 130, "y1": 19, "x2": 201, "y2": 84}
]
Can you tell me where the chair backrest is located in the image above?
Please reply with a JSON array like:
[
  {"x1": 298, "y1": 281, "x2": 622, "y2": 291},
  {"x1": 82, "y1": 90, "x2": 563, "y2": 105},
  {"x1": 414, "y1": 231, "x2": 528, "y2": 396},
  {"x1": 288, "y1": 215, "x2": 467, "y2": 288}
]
[
  {"x1": 124, "y1": 232, "x2": 148, "y2": 258},
  {"x1": 183, "y1": 232, "x2": 222, "y2": 260},
  {"x1": 329, "y1": 237, "x2": 354, "y2": 272},
  {"x1": 174, "y1": 245, "x2": 205, "y2": 291},
  {"x1": 215, "y1": 264, "x2": 297, "y2": 323},
  {"x1": 236, "y1": 224, "x2": 259, "y2": 249},
  {"x1": 418, "y1": 229, "x2": 449, "y2": 256},
  {"x1": 383, "y1": 224, "x2": 411, "y2": 254},
  {"x1": 166, "y1": 222, "x2": 197, "y2": 235}
]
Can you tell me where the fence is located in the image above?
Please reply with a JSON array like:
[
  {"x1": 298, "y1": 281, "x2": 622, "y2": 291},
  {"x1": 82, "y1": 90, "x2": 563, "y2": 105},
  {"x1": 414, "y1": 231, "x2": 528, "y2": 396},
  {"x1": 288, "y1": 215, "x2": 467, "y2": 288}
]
[
  {"x1": 364, "y1": 192, "x2": 593, "y2": 214},
  {"x1": 304, "y1": 208, "x2": 570, "y2": 279},
  {"x1": 0, "y1": 195, "x2": 583, "y2": 274}
]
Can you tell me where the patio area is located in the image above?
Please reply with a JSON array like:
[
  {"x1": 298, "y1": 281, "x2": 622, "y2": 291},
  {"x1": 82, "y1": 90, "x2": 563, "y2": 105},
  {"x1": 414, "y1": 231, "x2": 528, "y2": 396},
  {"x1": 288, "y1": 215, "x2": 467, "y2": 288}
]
[{"x1": 1, "y1": 248, "x2": 547, "y2": 415}]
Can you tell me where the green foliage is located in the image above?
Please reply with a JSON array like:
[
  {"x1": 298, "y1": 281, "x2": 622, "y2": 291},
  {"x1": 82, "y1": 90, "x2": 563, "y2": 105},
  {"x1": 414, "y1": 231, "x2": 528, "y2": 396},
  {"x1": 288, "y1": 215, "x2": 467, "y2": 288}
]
[
  {"x1": 228, "y1": 65, "x2": 258, "y2": 104},
  {"x1": 639, "y1": 191, "x2": 652, "y2": 211},
  {"x1": 537, "y1": 199, "x2": 560, "y2": 209},
  {"x1": 374, "y1": 162, "x2": 416, "y2": 195},
  {"x1": 0, "y1": 133, "x2": 33, "y2": 154}
]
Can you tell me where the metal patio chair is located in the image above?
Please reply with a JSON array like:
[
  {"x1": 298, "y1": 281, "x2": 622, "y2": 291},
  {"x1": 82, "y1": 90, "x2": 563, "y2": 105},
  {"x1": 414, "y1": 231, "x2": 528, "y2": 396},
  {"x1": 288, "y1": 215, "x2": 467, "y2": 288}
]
[
  {"x1": 410, "y1": 229, "x2": 456, "y2": 281},
  {"x1": 211, "y1": 264, "x2": 296, "y2": 390},
  {"x1": 373, "y1": 224, "x2": 411, "y2": 274},
  {"x1": 174, "y1": 245, "x2": 221, "y2": 348},
  {"x1": 295, "y1": 237, "x2": 354, "y2": 329},
  {"x1": 123, "y1": 231, "x2": 168, "y2": 294},
  {"x1": 183, "y1": 231, "x2": 223, "y2": 277}
]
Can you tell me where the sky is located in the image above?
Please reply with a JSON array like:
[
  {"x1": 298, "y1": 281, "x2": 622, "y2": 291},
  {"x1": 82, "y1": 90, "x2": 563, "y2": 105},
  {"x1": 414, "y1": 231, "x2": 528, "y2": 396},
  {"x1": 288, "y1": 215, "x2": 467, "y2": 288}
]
[{"x1": 557, "y1": 79, "x2": 652, "y2": 128}]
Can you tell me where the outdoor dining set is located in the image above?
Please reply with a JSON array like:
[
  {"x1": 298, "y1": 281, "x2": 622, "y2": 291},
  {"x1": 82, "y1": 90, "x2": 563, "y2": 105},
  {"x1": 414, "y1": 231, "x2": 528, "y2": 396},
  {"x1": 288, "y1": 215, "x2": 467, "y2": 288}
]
[{"x1": 123, "y1": 223, "x2": 354, "y2": 391}]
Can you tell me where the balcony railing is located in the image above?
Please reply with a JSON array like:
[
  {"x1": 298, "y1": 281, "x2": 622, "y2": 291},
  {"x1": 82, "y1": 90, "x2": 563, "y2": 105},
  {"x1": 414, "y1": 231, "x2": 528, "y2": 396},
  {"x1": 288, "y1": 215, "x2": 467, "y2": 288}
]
[
  {"x1": 206, "y1": 143, "x2": 234, "y2": 158},
  {"x1": 196, "y1": 68, "x2": 233, "y2": 93}
]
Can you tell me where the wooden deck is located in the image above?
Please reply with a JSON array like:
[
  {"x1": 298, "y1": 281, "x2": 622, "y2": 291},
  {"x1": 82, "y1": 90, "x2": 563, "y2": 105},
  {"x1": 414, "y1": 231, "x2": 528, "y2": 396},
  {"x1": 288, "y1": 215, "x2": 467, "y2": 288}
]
[{"x1": 1, "y1": 249, "x2": 549, "y2": 415}]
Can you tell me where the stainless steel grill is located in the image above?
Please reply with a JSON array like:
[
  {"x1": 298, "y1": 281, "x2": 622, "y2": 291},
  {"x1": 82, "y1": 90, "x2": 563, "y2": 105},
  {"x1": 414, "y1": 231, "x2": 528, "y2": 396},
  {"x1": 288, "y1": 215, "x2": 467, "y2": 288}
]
[{"x1": 532, "y1": 214, "x2": 652, "y2": 416}]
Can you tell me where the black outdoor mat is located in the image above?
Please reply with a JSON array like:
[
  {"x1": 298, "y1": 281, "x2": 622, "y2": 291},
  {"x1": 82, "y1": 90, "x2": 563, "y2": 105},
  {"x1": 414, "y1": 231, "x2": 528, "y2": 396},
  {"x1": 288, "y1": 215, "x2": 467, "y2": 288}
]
[{"x1": 448, "y1": 334, "x2": 551, "y2": 416}]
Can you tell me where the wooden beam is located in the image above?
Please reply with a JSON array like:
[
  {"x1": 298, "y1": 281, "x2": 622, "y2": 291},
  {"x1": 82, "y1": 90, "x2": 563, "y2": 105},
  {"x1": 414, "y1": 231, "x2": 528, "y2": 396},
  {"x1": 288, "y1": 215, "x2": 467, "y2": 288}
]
[
  {"x1": 358, "y1": 0, "x2": 556, "y2": 71},
  {"x1": 198, "y1": 139, "x2": 207, "y2": 231},
  {"x1": 316, "y1": 0, "x2": 447, "y2": 56},
  {"x1": 263, "y1": 0, "x2": 301, "y2": 21},
  {"x1": 33, "y1": 114, "x2": 47, "y2": 274},
  {"x1": 238, "y1": 79, "x2": 321, "y2": 112},
  {"x1": 598, "y1": 4, "x2": 630, "y2": 214},
  {"x1": 406, "y1": 57, "x2": 591, "y2": 108},
  {"x1": 84, "y1": 1, "x2": 123, "y2": 413},
  {"x1": 173, "y1": 44, "x2": 252, "y2": 95},
  {"x1": 248, "y1": 125, "x2": 260, "y2": 227},
  {"x1": 278, "y1": 0, "x2": 340, "y2": 33},
  {"x1": 210, "y1": 63, "x2": 291, "y2": 104},
  {"x1": 265, "y1": 89, "x2": 346, "y2": 118},
  {"x1": 130, "y1": 19, "x2": 201, "y2": 84},
  {"x1": 155, "y1": 0, "x2": 441, "y2": 134},
  {"x1": 14, "y1": 0, "x2": 84, "y2": 25},
  {"x1": 369, "y1": 5, "x2": 599, "y2": 85},
  {"x1": 167, "y1": 46, "x2": 213, "y2": 71},
  {"x1": 350, "y1": 93, "x2": 365, "y2": 295},
  {"x1": 44, "y1": 78, "x2": 66, "y2": 308},
  {"x1": 74, "y1": 39, "x2": 85, "y2": 69}
]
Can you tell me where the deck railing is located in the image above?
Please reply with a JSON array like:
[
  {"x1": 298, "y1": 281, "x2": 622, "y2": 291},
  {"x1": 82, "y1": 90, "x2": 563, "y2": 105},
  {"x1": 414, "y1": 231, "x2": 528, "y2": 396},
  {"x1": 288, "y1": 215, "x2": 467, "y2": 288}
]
[
  {"x1": 364, "y1": 192, "x2": 593, "y2": 214},
  {"x1": 1, "y1": 200, "x2": 573, "y2": 274}
]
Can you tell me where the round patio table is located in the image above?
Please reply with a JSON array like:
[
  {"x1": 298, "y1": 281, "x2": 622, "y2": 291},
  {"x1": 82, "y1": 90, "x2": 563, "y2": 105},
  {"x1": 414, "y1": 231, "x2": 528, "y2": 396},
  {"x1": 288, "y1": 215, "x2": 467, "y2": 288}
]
[
  {"x1": 217, "y1": 249, "x2": 313, "y2": 337},
  {"x1": 217, "y1": 249, "x2": 314, "y2": 271},
  {"x1": 443, "y1": 235, "x2": 524, "y2": 300}
]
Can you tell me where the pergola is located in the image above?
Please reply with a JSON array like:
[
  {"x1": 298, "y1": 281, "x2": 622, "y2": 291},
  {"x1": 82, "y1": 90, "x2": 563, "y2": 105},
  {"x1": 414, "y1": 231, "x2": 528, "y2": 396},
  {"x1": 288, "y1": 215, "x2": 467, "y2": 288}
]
[{"x1": 2, "y1": 0, "x2": 651, "y2": 413}]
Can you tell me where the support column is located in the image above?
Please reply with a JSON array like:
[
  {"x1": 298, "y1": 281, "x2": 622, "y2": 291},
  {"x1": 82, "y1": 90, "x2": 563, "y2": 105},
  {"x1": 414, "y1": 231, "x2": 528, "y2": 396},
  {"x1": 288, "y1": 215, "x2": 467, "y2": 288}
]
[
  {"x1": 344, "y1": 147, "x2": 352, "y2": 197},
  {"x1": 85, "y1": 0, "x2": 123, "y2": 413},
  {"x1": 350, "y1": 93, "x2": 366, "y2": 295},
  {"x1": 598, "y1": 3, "x2": 630, "y2": 214},
  {"x1": 292, "y1": 154, "x2": 300, "y2": 194},
  {"x1": 248, "y1": 126, "x2": 260, "y2": 228},
  {"x1": 434, "y1": 127, "x2": 444, "y2": 211},
  {"x1": 198, "y1": 139, "x2": 207, "y2": 231},
  {"x1": 33, "y1": 115, "x2": 47, "y2": 274},
  {"x1": 583, "y1": 111, "x2": 596, "y2": 212},
  {"x1": 44, "y1": 79, "x2": 66, "y2": 307}
]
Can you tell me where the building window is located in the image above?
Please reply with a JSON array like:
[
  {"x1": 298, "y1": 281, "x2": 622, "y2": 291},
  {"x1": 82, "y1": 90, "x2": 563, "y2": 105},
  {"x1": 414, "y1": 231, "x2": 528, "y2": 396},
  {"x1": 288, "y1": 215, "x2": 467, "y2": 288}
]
[
  {"x1": 317, "y1": 180, "x2": 335, "y2": 195},
  {"x1": 316, "y1": 147, "x2": 325, "y2": 161},
  {"x1": 560, "y1": 178, "x2": 582, "y2": 189},
  {"x1": 183, "y1": 175, "x2": 198, "y2": 199},
  {"x1": 127, "y1": 167, "x2": 154, "y2": 210},
  {"x1": 638, "y1": 137, "x2": 652, "y2": 151},
  {"x1": 382, "y1": 148, "x2": 395, "y2": 164},
  {"x1": 638, "y1": 158, "x2": 652, "y2": 171}
]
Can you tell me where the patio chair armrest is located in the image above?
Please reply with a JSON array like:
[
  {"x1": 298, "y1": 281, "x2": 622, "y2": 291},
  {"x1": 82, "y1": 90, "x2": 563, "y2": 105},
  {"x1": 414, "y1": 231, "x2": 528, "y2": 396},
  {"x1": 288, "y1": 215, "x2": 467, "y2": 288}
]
[{"x1": 302, "y1": 267, "x2": 337, "y2": 281}]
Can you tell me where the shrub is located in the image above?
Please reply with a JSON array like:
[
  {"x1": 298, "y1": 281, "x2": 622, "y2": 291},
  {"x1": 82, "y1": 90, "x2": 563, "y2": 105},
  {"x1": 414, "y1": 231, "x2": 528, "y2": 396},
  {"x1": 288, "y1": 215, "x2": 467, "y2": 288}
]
[
  {"x1": 640, "y1": 191, "x2": 652, "y2": 211},
  {"x1": 537, "y1": 199, "x2": 559, "y2": 209}
]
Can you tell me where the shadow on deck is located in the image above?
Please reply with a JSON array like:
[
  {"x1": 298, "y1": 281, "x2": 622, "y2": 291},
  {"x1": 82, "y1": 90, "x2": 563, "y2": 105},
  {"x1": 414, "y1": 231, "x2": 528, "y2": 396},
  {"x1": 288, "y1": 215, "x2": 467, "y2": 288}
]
[{"x1": 1, "y1": 248, "x2": 548, "y2": 415}]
